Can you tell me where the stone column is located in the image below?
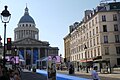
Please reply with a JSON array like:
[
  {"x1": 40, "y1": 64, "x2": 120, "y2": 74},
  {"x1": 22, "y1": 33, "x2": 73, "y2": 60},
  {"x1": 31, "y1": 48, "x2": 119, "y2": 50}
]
[
  {"x1": 19, "y1": 30, "x2": 20, "y2": 39},
  {"x1": 45, "y1": 48, "x2": 47, "y2": 57},
  {"x1": 30, "y1": 30, "x2": 32, "y2": 37},
  {"x1": 24, "y1": 48, "x2": 26, "y2": 65},
  {"x1": 38, "y1": 48, "x2": 40, "y2": 59},
  {"x1": 23, "y1": 30, "x2": 25, "y2": 37},
  {"x1": 31, "y1": 31, "x2": 33, "y2": 38},
  {"x1": 31, "y1": 48, "x2": 33, "y2": 65},
  {"x1": 20, "y1": 30, "x2": 21, "y2": 39}
]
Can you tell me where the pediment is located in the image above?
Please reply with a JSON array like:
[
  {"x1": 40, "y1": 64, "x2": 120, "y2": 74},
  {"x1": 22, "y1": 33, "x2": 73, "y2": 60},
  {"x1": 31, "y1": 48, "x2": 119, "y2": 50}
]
[{"x1": 13, "y1": 38, "x2": 49, "y2": 46}]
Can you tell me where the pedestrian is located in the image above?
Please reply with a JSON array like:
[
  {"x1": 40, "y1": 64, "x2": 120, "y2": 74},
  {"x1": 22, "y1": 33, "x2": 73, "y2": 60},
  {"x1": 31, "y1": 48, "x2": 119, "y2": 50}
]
[
  {"x1": 9, "y1": 69, "x2": 15, "y2": 80},
  {"x1": 14, "y1": 72, "x2": 21, "y2": 80},
  {"x1": 0, "y1": 65, "x2": 10, "y2": 80},
  {"x1": 90, "y1": 66, "x2": 100, "y2": 80},
  {"x1": 0, "y1": 64, "x2": 3, "y2": 80}
]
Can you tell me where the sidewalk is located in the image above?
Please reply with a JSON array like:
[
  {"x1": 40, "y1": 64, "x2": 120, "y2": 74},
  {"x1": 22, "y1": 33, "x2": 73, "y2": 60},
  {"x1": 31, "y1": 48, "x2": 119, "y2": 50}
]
[{"x1": 57, "y1": 70, "x2": 120, "y2": 79}]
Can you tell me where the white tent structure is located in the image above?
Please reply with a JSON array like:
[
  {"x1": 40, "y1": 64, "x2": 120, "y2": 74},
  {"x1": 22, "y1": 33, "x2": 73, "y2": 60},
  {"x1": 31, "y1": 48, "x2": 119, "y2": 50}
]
[
  {"x1": 36, "y1": 56, "x2": 60, "y2": 69},
  {"x1": 36, "y1": 57, "x2": 48, "y2": 69}
]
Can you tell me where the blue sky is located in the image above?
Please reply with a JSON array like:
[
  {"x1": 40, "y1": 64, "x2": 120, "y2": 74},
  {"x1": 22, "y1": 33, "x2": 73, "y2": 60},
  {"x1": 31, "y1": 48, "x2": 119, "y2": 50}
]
[{"x1": 0, "y1": 0, "x2": 119, "y2": 57}]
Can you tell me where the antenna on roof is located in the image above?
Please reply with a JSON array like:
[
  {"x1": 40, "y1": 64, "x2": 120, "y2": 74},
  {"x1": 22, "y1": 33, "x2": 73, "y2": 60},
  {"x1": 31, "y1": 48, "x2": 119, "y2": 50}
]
[{"x1": 26, "y1": 3, "x2": 27, "y2": 7}]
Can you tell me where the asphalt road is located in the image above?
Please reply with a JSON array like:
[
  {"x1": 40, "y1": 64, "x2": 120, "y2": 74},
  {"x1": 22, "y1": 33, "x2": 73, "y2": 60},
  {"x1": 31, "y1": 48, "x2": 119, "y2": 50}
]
[
  {"x1": 20, "y1": 70, "x2": 119, "y2": 80},
  {"x1": 21, "y1": 72, "x2": 47, "y2": 80}
]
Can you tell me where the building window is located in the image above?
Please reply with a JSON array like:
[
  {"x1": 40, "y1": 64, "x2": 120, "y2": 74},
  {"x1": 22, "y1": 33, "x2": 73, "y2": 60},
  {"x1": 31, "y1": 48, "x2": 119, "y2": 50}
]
[
  {"x1": 103, "y1": 25, "x2": 107, "y2": 32},
  {"x1": 87, "y1": 33, "x2": 88, "y2": 38},
  {"x1": 95, "y1": 17, "x2": 97, "y2": 24},
  {"x1": 93, "y1": 29, "x2": 95, "y2": 35},
  {"x1": 114, "y1": 24, "x2": 118, "y2": 31},
  {"x1": 90, "y1": 39, "x2": 92, "y2": 47},
  {"x1": 75, "y1": 55, "x2": 76, "y2": 60},
  {"x1": 79, "y1": 46, "x2": 80, "y2": 51},
  {"x1": 79, "y1": 54, "x2": 80, "y2": 59},
  {"x1": 113, "y1": 14, "x2": 117, "y2": 21},
  {"x1": 105, "y1": 47, "x2": 109, "y2": 55},
  {"x1": 98, "y1": 47, "x2": 100, "y2": 56},
  {"x1": 104, "y1": 36, "x2": 108, "y2": 43},
  {"x1": 97, "y1": 37, "x2": 99, "y2": 44},
  {"x1": 26, "y1": 24, "x2": 28, "y2": 26},
  {"x1": 86, "y1": 24, "x2": 88, "y2": 30},
  {"x1": 116, "y1": 47, "x2": 120, "y2": 54},
  {"x1": 117, "y1": 58, "x2": 120, "y2": 65},
  {"x1": 90, "y1": 31, "x2": 91, "y2": 37},
  {"x1": 89, "y1": 22, "x2": 91, "y2": 28},
  {"x1": 96, "y1": 27, "x2": 98, "y2": 34},
  {"x1": 102, "y1": 15, "x2": 106, "y2": 22},
  {"x1": 93, "y1": 38, "x2": 95, "y2": 46},
  {"x1": 77, "y1": 54, "x2": 79, "y2": 59},
  {"x1": 87, "y1": 41, "x2": 89, "y2": 48},
  {"x1": 92, "y1": 19, "x2": 94, "y2": 26},
  {"x1": 94, "y1": 49, "x2": 96, "y2": 57},
  {"x1": 91, "y1": 50, "x2": 93, "y2": 58},
  {"x1": 88, "y1": 51, "x2": 89, "y2": 58},
  {"x1": 82, "y1": 53, "x2": 83, "y2": 59},
  {"x1": 115, "y1": 35, "x2": 119, "y2": 43}
]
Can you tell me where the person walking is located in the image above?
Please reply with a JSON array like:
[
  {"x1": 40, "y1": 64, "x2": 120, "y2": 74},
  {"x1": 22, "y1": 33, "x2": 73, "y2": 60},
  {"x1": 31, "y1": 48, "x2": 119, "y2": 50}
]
[
  {"x1": 90, "y1": 66, "x2": 100, "y2": 80},
  {"x1": 9, "y1": 69, "x2": 15, "y2": 80},
  {"x1": 0, "y1": 64, "x2": 3, "y2": 80},
  {"x1": 14, "y1": 72, "x2": 21, "y2": 80}
]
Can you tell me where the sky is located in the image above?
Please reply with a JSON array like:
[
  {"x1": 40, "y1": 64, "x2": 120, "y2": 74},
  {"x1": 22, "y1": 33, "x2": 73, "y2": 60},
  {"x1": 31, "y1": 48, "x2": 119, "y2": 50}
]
[{"x1": 0, "y1": 0, "x2": 119, "y2": 57}]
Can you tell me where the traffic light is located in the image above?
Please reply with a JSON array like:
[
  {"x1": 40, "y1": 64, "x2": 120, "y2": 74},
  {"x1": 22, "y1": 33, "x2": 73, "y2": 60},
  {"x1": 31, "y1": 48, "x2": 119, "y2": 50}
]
[{"x1": 7, "y1": 38, "x2": 11, "y2": 50}]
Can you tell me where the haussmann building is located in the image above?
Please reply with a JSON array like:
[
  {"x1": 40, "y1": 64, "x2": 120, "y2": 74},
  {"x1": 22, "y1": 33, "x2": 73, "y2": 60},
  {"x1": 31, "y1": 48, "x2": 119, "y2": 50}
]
[{"x1": 64, "y1": 1, "x2": 120, "y2": 71}]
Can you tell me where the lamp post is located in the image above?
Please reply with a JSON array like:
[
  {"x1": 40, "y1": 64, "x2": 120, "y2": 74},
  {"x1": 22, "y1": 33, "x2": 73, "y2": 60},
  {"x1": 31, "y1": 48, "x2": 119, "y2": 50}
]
[
  {"x1": 60, "y1": 54, "x2": 62, "y2": 70},
  {"x1": 14, "y1": 46, "x2": 17, "y2": 69},
  {"x1": 0, "y1": 36, "x2": 2, "y2": 47},
  {"x1": 84, "y1": 45, "x2": 88, "y2": 73},
  {"x1": 1, "y1": 6, "x2": 11, "y2": 68}
]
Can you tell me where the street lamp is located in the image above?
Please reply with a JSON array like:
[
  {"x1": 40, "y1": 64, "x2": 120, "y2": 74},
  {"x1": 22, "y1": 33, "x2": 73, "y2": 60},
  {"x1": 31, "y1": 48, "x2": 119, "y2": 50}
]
[
  {"x1": 14, "y1": 46, "x2": 17, "y2": 69},
  {"x1": 1, "y1": 5, "x2": 11, "y2": 68},
  {"x1": 84, "y1": 45, "x2": 88, "y2": 73},
  {"x1": 60, "y1": 54, "x2": 62, "y2": 70},
  {"x1": 0, "y1": 36, "x2": 2, "y2": 47}
]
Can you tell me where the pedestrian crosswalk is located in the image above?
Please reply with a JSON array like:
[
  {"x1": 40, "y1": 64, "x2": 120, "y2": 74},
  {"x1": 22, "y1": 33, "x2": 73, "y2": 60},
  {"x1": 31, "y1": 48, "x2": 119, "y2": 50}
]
[{"x1": 36, "y1": 69, "x2": 90, "y2": 80}]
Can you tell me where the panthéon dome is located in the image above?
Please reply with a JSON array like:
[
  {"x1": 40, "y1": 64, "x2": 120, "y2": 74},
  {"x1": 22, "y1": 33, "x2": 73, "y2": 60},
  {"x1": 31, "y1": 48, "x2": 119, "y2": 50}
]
[{"x1": 19, "y1": 7, "x2": 35, "y2": 24}]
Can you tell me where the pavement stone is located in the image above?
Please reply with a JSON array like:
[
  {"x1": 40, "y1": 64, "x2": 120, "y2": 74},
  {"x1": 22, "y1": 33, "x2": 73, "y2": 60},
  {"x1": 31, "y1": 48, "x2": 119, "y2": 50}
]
[{"x1": 57, "y1": 70, "x2": 120, "y2": 80}]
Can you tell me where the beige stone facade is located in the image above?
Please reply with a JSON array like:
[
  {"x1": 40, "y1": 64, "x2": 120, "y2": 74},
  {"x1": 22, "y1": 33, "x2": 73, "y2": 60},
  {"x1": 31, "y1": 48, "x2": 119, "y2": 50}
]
[
  {"x1": 12, "y1": 6, "x2": 59, "y2": 67},
  {"x1": 64, "y1": 2, "x2": 120, "y2": 67}
]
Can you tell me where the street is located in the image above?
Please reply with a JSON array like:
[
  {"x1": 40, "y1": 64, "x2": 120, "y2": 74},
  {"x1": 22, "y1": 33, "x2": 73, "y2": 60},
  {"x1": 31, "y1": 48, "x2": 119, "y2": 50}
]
[
  {"x1": 21, "y1": 71, "x2": 47, "y2": 80},
  {"x1": 19, "y1": 69, "x2": 120, "y2": 80}
]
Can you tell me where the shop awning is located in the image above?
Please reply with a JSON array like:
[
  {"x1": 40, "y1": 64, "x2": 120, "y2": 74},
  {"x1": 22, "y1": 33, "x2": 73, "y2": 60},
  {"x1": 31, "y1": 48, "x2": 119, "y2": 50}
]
[{"x1": 80, "y1": 59, "x2": 93, "y2": 62}]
